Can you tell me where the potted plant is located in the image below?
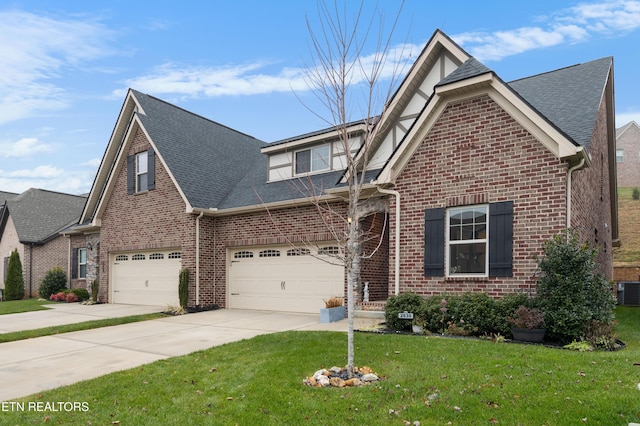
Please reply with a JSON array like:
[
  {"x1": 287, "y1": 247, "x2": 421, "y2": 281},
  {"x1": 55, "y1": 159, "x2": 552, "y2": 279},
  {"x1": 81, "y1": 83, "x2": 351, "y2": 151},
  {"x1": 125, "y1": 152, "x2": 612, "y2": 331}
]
[
  {"x1": 320, "y1": 296, "x2": 346, "y2": 323},
  {"x1": 508, "y1": 305, "x2": 546, "y2": 342}
]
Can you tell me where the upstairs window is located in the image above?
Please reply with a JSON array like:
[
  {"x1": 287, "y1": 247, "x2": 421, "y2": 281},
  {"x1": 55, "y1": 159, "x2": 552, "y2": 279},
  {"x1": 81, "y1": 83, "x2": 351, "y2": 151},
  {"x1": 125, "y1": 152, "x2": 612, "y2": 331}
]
[
  {"x1": 616, "y1": 149, "x2": 624, "y2": 163},
  {"x1": 136, "y1": 151, "x2": 148, "y2": 191},
  {"x1": 295, "y1": 145, "x2": 330, "y2": 174},
  {"x1": 127, "y1": 148, "x2": 156, "y2": 194}
]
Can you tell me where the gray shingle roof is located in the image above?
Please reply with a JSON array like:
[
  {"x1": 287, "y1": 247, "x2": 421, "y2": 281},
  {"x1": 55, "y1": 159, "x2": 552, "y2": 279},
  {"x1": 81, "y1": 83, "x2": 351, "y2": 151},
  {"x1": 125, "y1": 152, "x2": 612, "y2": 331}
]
[
  {"x1": 131, "y1": 90, "x2": 268, "y2": 210},
  {"x1": 508, "y1": 57, "x2": 612, "y2": 149},
  {"x1": 436, "y1": 58, "x2": 492, "y2": 86},
  {"x1": 6, "y1": 189, "x2": 86, "y2": 244},
  {"x1": 126, "y1": 54, "x2": 611, "y2": 211}
]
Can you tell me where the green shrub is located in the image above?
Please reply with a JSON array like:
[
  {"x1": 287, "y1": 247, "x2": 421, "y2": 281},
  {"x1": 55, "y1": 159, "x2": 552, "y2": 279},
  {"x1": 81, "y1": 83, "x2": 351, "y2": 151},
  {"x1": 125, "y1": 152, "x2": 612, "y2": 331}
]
[
  {"x1": 71, "y1": 288, "x2": 90, "y2": 301},
  {"x1": 39, "y1": 266, "x2": 67, "y2": 300},
  {"x1": 4, "y1": 249, "x2": 25, "y2": 300},
  {"x1": 384, "y1": 292, "x2": 426, "y2": 331},
  {"x1": 493, "y1": 293, "x2": 531, "y2": 336},
  {"x1": 91, "y1": 279, "x2": 99, "y2": 302},
  {"x1": 536, "y1": 230, "x2": 616, "y2": 343},
  {"x1": 179, "y1": 268, "x2": 189, "y2": 309},
  {"x1": 633, "y1": 187, "x2": 640, "y2": 200}
]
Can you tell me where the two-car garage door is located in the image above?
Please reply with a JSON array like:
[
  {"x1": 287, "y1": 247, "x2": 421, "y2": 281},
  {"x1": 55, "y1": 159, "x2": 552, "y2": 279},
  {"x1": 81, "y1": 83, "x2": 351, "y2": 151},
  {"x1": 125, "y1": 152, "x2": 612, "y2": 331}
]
[
  {"x1": 228, "y1": 244, "x2": 344, "y2": 313},
  {"x1": 111, "y1": 250, "x2": 182, "y2": 306}
]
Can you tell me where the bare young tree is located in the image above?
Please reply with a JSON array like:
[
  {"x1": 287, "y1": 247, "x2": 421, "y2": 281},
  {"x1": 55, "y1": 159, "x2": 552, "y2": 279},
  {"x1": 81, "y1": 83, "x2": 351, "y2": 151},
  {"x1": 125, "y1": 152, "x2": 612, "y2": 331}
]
[{"x1": 301, "y1": 0, "x2": 407, "y2": 377}]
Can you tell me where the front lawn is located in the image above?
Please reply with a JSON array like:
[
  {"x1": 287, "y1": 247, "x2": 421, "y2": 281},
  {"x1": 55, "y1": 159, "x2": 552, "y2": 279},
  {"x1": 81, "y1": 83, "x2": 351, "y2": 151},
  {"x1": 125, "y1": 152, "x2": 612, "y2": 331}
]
[
  {"x1": 5, "y1": 307, "x2": 640, "y2": 425},
  {"x1": 0, "y1": 298, "x2": 53, "y2": 315}
]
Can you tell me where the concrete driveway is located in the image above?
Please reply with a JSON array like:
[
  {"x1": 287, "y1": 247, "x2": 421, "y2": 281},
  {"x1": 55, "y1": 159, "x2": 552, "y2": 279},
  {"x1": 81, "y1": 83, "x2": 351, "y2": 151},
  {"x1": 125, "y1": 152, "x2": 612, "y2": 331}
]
[{"x1": 0, "y1": 303, "x2": 374, "y2": 401}]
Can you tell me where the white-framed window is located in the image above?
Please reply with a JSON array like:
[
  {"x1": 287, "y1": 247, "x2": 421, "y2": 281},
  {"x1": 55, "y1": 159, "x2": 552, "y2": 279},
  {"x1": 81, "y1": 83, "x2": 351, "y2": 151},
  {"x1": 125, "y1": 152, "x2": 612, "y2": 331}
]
[
  {"x1": 446, "y1": 205, "x2": 488, "y2": 276},
  {"x1": 168, "y1": 252, "x2": 181, "y2": 259},
  {"x1": 259, "y1": 249, "x2": 281, "y2": 258},
  {"x1": 287, "y1": 248, "x2": 310, "y2": 256},
  {"x1": 295, "y1": 145, "x2": 330, "y2": 174},
  {"x1": 616, "y1": 149, "x2": 624, "y2": 163},
  {"x1": 132, "y1": 254, "x2": 146, "y2": 261},
  {"x1": 78, "y1": 248, "x2": 87, "y2": 279},
  {"x1": 234, "y1": 251, "x2": 254, "y2": 259},
  {"x1": 136, "y1": 151, "x2": 148, "y2": 191}
]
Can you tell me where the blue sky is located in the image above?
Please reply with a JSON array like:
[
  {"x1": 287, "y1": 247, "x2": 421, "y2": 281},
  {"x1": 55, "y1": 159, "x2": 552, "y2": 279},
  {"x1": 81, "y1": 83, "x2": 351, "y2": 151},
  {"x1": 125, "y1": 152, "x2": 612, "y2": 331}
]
[{"x1": 1, "y1": 0, "x2": 639, "y2": 195}]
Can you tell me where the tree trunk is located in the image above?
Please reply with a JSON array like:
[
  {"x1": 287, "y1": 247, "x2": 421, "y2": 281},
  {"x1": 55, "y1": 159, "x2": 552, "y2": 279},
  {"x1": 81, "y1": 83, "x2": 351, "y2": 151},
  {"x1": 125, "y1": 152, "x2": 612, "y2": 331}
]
[{"x1": 346, "y1": 218, "x2": 361, "y2": 378}]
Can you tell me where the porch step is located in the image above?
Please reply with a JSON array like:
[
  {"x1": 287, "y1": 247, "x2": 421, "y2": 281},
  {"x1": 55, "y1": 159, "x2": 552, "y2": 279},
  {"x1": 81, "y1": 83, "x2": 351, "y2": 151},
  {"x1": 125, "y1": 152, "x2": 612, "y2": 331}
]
[{"x1": 354, "y1": 310, "x2": 385, "y2": 319}]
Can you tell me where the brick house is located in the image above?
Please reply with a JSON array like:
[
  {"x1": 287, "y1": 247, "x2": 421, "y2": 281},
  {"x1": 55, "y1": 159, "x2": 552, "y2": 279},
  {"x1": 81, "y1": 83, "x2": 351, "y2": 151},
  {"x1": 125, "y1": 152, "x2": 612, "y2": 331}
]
[
  {"x1": 66, "y1": 30, "x2": 618, "y2": 311},
  {"x1": 0, "y1": 189, "x2": 86, "y2": 298},
  {"x1": 616, "y1": 121, "x2": 640, "y2": 187}
]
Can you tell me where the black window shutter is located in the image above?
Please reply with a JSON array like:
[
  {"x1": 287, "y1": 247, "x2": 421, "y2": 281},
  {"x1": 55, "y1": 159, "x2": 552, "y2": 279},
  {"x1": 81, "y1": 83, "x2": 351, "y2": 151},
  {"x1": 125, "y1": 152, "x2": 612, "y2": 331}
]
[
  {"x1": 147, "y1": 148, "x2": 156, "y2": 190},
  {"x1": 489, "y1": 201, "x2": 514, "y2": 277},
  {"x1": 71, "y1": 248, "x2": 78, "y2": 279},
  {"x1": 126, "y1": 155, "x2": 135, "y2": 195},
  {"x1": 424, "y1": 207, "x2": 445, "y2": 277}
]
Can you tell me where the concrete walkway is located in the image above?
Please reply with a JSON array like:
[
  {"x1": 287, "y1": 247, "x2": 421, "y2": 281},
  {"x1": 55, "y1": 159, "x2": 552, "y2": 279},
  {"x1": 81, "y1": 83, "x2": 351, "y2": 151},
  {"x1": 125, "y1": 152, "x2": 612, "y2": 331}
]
[{"x1": 0, "y1": 304, "x2": 380, "y2": 401}]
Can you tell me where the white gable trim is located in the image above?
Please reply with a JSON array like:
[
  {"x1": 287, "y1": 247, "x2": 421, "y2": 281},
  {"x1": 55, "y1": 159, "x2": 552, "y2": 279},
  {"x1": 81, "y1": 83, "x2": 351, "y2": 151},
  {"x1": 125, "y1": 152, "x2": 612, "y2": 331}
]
[
  {"x1": 81, "y1": 90, "x2": 193, "y2": 226},
  {"x1": 375, "y1": 74, "x2": 585, "y2": 184}
]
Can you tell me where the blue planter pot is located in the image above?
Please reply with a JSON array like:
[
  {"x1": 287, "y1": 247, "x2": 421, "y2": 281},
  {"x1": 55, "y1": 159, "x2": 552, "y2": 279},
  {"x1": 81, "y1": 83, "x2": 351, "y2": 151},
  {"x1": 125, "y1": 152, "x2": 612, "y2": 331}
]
[{"x1": 320, "y1": 306, "x2": 346, "y2": 323}]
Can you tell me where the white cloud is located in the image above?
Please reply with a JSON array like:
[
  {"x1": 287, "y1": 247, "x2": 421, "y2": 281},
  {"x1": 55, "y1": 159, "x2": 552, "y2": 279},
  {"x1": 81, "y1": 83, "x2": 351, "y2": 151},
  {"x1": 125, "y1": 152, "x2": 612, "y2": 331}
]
[
  {"x1": 0, "y1": 10, "x2": 117, "y2": 124},
  {"x1": 118, "y1": 41, "x2": 420, "y2": 101},
  {"x1": 0, "y1": 138, "x2": 52, "y2": 158},
  {"x1": 616, "y1": 110, "x2": 640, "y2": 127},
  {"x1": 0, "y1": 165, "x2": 94, "y2": 195},
  {"x1": 453, "y1": 0, "x2": 640, "y2": 61}
]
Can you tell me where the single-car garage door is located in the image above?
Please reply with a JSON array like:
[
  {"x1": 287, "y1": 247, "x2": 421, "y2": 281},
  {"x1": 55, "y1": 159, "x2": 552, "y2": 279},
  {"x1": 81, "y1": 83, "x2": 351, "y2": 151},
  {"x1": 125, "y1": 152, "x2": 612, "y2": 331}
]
[
  {"x1": 228, "y1": 244, "x2": 344, "y2": 313},
  {"x1": 111, "y1": 250, "x2": 182, "y2": 306}
]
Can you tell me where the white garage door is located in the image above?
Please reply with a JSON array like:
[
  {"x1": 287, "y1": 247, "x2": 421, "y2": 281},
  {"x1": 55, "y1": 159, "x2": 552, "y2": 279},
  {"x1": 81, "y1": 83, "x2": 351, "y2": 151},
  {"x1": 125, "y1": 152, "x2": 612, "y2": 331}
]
[
  {"x1": 228, "y1": 244, "x2": 344, "y2": 313},
  {"x1": 111, "y1": 250, "x2": 182, "y2": 306}
]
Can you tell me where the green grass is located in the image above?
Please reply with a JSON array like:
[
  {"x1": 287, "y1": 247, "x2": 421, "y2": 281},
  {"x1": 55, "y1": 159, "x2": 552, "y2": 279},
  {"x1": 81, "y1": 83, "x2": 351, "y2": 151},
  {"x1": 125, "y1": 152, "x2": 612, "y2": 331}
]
[
  {"x1": 4, "y1": 307, "x2": 640, "y2": 425},
  {"x1": 0, "y1": 313, "x2": 167, "y2": 344},
  {"x1": 0, "y1": 298, "x2": 54, "y2": 315}
]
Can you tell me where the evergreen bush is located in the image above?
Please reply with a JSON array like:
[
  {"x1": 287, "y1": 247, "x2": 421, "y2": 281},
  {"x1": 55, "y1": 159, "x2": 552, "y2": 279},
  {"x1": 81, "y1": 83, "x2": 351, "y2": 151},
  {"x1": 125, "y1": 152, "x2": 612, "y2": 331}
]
[
  {"x1": 384, "y1": 292, "x2": 426, "y2": 331},
  {"x1": 633, "y1": 187, "x2": 640, "y2": 200},
  {"x1": 179, "y1": 268, "x2": 189, "y2": 309},
  {"x1": 535, "y1": 230, "x2": 616, "y2": 342},
  {"x1": 38, "y1": 266, "x2": 67, "y2": 300},
  {"x1": 71, "y1": 288, "x2": 90, "y2": 301},
  {"x1": 4, "y1": 249, "x2": 24, "y2": 300}
]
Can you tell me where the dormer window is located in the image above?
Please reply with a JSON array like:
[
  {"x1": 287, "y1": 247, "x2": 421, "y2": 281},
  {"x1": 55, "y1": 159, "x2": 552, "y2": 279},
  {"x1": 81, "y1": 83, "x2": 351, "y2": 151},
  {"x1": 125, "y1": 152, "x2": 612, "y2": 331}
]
[{"x1": 295, "y1": 145, "x2": 330, "y2": 174}]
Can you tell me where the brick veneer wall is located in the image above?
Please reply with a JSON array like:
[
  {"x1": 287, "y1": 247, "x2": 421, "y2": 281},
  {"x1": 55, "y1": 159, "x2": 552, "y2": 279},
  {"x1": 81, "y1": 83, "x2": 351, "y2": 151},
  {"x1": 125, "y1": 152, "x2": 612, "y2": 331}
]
[
  {"x1": 616, "y1": 123, "x2": 640, "y2": 187},
  {"x1": 98, "y1": 127, "x2": 196, "y2": 303},
  {"x1": 570, "y1": 96, "x2": 614, "y2": 280},
  {"x1": 390, "y1": 95, "x2": 569, "y2": 298},
  {"x1": 25, "y1": 236, "x2": 69, "y2": 298},
  {"x1": 360, "y1": 212, "x2": 389, "y2": 301},
  {"x1": 614, "y1": 266, "x2": 640, "y2": 282}
]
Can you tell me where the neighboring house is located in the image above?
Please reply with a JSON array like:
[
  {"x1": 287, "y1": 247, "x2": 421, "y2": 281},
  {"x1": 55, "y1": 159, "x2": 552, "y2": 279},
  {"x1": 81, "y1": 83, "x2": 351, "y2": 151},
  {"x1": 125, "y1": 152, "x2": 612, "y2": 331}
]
[
  {"x1": 67, "y1": 29, "x2": 618, "y2": 312},
  {"x1": 616, "y1": 121, "x2": 640, "y2": 187},
  {"x1": 0, "y1": 189, "x2": 87, "y2": 297}
]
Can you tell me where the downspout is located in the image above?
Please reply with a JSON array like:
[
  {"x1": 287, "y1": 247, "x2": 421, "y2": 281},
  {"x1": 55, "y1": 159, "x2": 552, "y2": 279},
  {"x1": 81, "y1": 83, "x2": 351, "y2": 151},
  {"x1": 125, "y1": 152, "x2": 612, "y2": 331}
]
[
  {"x1": 67, "y1": 236, "x2": 71, "y2": 288},
  {"x1": 376, "y1": 187, "x2": 401, "y2": 296},
  {"x1": 566, "y1": 158, "x2": 586, "y2": 230},
  {"x1": 195, "y1": 211, "x2": 204, "y2": 307},
  {"x1": 29, "y1": 243, "x2": 34, "y2": 298}
]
